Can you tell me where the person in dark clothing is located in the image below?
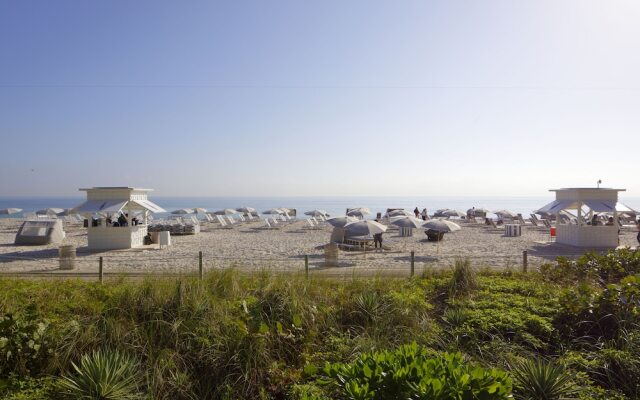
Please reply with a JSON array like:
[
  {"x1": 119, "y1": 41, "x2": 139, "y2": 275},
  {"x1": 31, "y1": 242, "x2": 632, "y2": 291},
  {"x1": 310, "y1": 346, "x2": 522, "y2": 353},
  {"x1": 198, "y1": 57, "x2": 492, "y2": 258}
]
[
  {"x1": 414, "y1": 207, "x2": 420, "y2": 217},
  {"x1": 117, "y1": 213, "x2": 127, "y2": 226},
  {"x1": 373, "y1": 233, "x2": 383, "y2": 250},
  {"x1": 637, "y1": 218, "x2": 640, "y2": 246}
]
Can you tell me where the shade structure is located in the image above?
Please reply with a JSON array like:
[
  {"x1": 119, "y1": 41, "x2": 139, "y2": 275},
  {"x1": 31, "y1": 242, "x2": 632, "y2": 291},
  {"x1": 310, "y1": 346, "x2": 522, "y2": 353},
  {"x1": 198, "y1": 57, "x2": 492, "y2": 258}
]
[
  {"x1": 494, "y1": 210, "x2": 516, "y2": 218},
  {"x1": 213, "y1": 209, "x2": 239, "y2": 215},
  {"x1": 305, "y1": 209, "x2": 330, "y2": 217},
  {"x1": 36, "y1": 208, "x2": 64, "y2": 216},
  {"x1": 422, "y1": 219, "x2": 461, "y2": 233},
  {"x1": 193, "y1": 208, "x2": 208, "y2": 214},
  {"x1": 56, "y1": 208, "x2": 75, "y2": 216},
  {"x1": 389, "y1": 216, "x2": 425, "y2": 229},
  {"x1": 442, "y1": 209, "x2": 466, "y2": 218},
  {"x1": 236, "y1": 207, "x2": 256, "y2": 213},
  {"x1": 326, "y1": 216, "x2": 359, "y2": 228},
  {"x1": 172, "y1": 208, "x2": 195, "y2": 215},
  {"x1": 386, "y1": 209, "x2": 413, "y2": 218},
  {"x1": 263, "y1": 208, "x2": 284, "y2": 215},
  {"x1": 346, "y1": 207, "x2": 370, "y2": 217},
  {"x1": 0, "y1": 208, "x2": 22, "y2": 215},
  {"x1": 344, "y1": 220, "x2": 387, "y2": 237}
]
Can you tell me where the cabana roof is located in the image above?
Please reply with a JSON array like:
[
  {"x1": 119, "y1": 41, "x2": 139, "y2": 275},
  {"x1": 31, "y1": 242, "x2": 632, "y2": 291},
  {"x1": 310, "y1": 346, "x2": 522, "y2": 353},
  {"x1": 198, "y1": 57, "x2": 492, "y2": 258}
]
[
  {"x1": 73, "y1": 199, "x2": 165, "y2": 215},
  {"x1": 537, "y1": 188, "x2": 634, "y2": 214}
]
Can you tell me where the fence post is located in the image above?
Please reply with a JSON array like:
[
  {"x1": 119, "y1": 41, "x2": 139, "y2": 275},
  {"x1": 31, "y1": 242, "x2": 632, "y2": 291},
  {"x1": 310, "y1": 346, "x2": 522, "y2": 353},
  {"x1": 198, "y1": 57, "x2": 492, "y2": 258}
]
[
  {"x1": 199, "y1": 251, "x2": 203, "y2": 280},
  {"x1": 304, "y1": 255, "x2": 309, "y2": 278},
  {"x1": 410, "y1": 251, "x2": 415, "y2": 277},
  {"x1": 98, "y1": 256, "x2": 103, "y2": 284},
  {"x1": 522, "y1": 250, "x2": 528, "y2": 273}
]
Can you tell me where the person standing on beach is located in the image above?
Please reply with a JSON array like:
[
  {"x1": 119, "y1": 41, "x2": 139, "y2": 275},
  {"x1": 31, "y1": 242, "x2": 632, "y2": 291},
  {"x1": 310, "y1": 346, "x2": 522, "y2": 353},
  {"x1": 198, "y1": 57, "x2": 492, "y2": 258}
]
[
  {"x1": 636, "y1": 218, "x2": 640, "y2": 246},
  {"x1": 414, "y1": 207, "x2": 420, "y2": 218},
  {"x1": 373, "y1": 232, "x2": 383, "y2": 251},
  {"x1": 421, "y1": 208, "x2": 428, "y2": 221}
]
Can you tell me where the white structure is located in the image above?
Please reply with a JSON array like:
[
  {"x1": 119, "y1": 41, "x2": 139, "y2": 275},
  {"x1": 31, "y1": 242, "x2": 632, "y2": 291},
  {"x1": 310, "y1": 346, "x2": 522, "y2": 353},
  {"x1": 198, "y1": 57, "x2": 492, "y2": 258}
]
[
  {"x1": 537, "y1": 188, "x2": 629, "y2": 248},
  {"x1": 73, "y1": 187, "x2": 165, "y2": 250}
]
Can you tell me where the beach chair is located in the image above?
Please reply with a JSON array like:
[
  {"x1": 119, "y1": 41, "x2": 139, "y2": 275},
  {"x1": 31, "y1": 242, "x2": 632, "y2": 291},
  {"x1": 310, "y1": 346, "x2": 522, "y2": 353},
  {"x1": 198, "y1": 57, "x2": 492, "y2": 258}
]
[
  {"x1": 516, "y1": 215, "x2": 527, "y2": 225},
  {"x1": 487, "y1": 218, "x2": 499, "y2": 229},
  {"x1": 529, "y1": 217, "x2": 539, "y2": 227},
  {"x1": 244, "y1": 213, "x2": 255, "y2": 221},
  {"x1": 216, "y1": 215, "x2": 233, "y2": 229},
  {"x1": 541, "y1": 219, "x2": 552, "y2": 228}
]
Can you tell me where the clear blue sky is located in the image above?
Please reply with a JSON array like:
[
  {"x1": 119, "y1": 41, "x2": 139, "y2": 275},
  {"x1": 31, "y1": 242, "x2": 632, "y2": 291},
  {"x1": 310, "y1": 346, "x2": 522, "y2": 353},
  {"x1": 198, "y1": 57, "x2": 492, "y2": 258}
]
[{"x1": 1, "y1": 0, "x2": 639, "y2": 197}]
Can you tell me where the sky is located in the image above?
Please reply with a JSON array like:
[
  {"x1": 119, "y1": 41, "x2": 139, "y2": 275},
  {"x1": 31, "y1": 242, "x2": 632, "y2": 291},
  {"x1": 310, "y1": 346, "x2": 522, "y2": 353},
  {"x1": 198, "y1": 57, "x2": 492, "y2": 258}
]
[{"x1": 0, "y1": 0, "x2": 639, "y2": 198}]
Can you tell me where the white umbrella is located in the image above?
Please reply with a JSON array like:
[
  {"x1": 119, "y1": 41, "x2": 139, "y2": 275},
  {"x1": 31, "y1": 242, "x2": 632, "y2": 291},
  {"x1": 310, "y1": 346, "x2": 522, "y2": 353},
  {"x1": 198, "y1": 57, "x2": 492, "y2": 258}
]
[
  {"x1": 326, "y1": 216, "x2": 359, "y2": 228},
  {"x1": 494, "y1": 210, "x2": 516, "y2": 218},
  {"x1": 347, "y1": 207, "x2": 371, "y2": 217},
  {"x1": 386, "y1": 209, "x2": 413, "y2": 218},
  {"x1": 213, "y1": 209, "x2": 240, "y2": 215},
  {"x1": 344, "y1": 220, "x2": 387, "y2": 237},
  {"x1": 305, "y1": 209, "x2": 330, "y2": 217},
  {"x1": 263, "y1": 208, "x2": 284, "y2": 215},
  {"x1": 193, "y1": 208, "x2": 208, "y2": 214},
  {"x1": 0, "y1": 208, "x2": 22, "y2": 215},
  {"x1": 389, "y1": 216, "x2": 425, "y2": 229},
  {"x1": 172, "y1": 208, "x2": 195, "y2": 215},
  {"x1": 236, "y1": 207, "x2": 256, "y2": 213},
  {"x1": 36, "y1": 208, "x2": 64, "y2": 216},
  {"x1": 442, "y1": 209, "x2": 466, "y2": 218},
  {"x1": 422, "y1": 219, "x2": 461, "y2": 233}
]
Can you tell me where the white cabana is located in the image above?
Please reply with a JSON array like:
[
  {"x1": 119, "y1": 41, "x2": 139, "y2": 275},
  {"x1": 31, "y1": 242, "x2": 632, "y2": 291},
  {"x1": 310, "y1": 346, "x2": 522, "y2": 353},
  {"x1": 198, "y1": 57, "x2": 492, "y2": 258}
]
[
  {"x1": 537, "y1": 188, "x2": 625, "y2": 248},
  {"x1": 73, "y1": 187, "x2": 166, "y2": 250}
]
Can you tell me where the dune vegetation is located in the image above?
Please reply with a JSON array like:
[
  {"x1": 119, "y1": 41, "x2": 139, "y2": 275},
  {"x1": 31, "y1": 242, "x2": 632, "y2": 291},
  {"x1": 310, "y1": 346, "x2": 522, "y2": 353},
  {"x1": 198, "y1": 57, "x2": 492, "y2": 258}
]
[{"x1": 1, "y1": 249, "x2": 639, "y2": 399}]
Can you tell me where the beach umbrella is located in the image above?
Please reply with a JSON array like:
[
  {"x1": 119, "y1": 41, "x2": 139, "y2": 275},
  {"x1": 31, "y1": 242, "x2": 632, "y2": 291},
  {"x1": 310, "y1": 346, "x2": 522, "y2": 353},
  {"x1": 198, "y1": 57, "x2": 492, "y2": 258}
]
[
  {"x1": 36, "y1": 208, "x2": 64, "y2": 216},
  {"x1": 494, "y1": 210, "x2": 516, "y2": 218},
  {"x1": 422, "y1": 219, "x2": 461, "y2": 233},
  {"x1": 385, "y1": 209, "x2": 413, "y2": 218},
  {"x1": 171, "y1": 208, "x2": 195, "y2": 215},
  {"x1": 347, "y1": 207, "x2": 370, "y2": 217},
  {"x1": 56, "y1": 208, "x2": 75, "y2": 216},
  {"x1": 344, "y1": 220, "x2": 387, "y2": 237},
  {"x1": 305, "y1": 209, "x2": 330, "y2": 218},
  {"x1": 389, "y1": 216, "x2": 425, "y2": 229},
  {"x1": 213, "y1": 208, "x2": 239, "y2": 215},
  {"x1": 442, "y1": 209, "x2": 466, "y2": 218},
  {"x1": 193, "y1": 208, "x2": 208, "y2": 214},
  {"x1": 236, "y1": 207, "x2": 256, "y2": 214},
  {"x1": 0, "y1": 208, "x2": 22, "y2": 215},
  {"x1": 326, "y1": 216, "x2": 359, "y2": 228},
  {"x1": 467, "y1": 207, "x2": 489, "y2": 215},
  {"x1": 263, "y1": 208, "x2": 284, "y2": 215}
]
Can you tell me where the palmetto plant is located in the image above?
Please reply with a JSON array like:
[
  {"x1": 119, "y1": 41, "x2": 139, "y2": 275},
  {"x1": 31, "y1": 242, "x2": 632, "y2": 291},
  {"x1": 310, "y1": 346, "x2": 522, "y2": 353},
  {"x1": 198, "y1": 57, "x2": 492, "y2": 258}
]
[
  {"x1": 511, "y1": 358, "x2": 579, "y2": 400},
  {"x1": 59, "y1": 349, "x2": 142, "y2": 400}
]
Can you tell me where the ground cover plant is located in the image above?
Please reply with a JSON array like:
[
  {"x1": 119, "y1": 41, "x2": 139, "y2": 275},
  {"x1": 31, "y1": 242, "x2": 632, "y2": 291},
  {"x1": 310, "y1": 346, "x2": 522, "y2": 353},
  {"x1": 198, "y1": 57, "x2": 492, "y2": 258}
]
[{"x1": 0, "y1": 249, "x2": 638, "y2": 399}]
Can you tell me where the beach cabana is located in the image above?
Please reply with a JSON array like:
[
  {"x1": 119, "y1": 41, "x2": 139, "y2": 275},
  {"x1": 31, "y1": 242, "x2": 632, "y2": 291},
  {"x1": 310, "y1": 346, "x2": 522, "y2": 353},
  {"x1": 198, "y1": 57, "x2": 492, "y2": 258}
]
[
  {"x1": 73, "y1": 187, "x2": 165, "y2": 250},
  {"x1": 537, "y1": 188, "x2": 625, "y2": 248},
  {"x1": 14, "y1": 219, "x2": 65, "y2": 245}
]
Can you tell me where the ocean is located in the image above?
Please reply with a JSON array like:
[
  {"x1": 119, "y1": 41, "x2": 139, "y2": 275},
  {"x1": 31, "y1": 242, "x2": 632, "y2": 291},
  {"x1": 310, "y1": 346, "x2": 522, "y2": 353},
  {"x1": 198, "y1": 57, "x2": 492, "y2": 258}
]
[{"x1": 2, "y1": 196, "x2": 639, "y2": 219}]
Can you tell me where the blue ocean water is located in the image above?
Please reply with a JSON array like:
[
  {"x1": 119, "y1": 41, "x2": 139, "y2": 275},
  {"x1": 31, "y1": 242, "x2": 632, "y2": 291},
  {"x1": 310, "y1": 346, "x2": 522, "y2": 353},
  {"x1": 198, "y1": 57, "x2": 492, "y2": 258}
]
[{"x1": 2, "y1": 196, "x2": 640, "y2": 219}]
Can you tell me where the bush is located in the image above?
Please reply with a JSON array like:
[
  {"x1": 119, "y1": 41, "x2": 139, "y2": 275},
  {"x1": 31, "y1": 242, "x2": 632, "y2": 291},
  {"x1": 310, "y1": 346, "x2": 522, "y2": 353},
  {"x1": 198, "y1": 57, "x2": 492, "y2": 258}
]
[
  {"x1": 313, "y1": 343, "x2": 512, "y2": 399},
  {"x1": 0, "y1": 305, "x2": 52, "y2": 376},
  {"x1": 510, "y1": 358, "x2": 579, "y2": 400},
  {"x1": 541, "y1": 248, "x2": 640, "y2": 285},
  {"x1": 58, "y1": 349, "x2": 142, "y2": 400},
  {"x1": 449, "y1": 259, "x2": 477, "y2": 297}
]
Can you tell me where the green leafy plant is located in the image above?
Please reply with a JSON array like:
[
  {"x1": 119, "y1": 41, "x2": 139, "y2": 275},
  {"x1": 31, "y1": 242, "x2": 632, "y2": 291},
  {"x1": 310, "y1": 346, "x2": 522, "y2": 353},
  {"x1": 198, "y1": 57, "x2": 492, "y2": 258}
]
[
  {"x1": 511, "y1": 358, "x2": 579, "y2": 400},
  {"x1": 316, "y1": 343, "x2": 512, "y2": 399},
  {"x1": 449, "y1": 259, "x2": 478, "y2": 297},
  {"x1": 58, "y1": 349, "x2": 141, "y2": 400},
  {"x1": 0, "y1": 305, "x2": 51, "y2": 376}
]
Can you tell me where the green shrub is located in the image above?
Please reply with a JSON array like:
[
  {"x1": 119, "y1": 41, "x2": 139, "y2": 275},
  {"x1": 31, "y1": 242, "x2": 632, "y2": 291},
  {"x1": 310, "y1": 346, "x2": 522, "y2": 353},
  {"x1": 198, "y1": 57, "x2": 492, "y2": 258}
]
[
  {"x1": 449, "y1": 259, "x2": 478, "y2": 297},
  {"x1": 58, "y1": 349, "x2": 142, "y2": 400},
  {"x1": 510, "y1": 358, "x2": 579, "y2": 400},
  {"x1": 0, "y1": 305, "x2": 52, "y2": 376},
  {"x1": 314, "y1": 342, "x2": 512, "y2": 399},
  {"x1": 541, "y1": 248, "x2": 640, "y2": 285}
]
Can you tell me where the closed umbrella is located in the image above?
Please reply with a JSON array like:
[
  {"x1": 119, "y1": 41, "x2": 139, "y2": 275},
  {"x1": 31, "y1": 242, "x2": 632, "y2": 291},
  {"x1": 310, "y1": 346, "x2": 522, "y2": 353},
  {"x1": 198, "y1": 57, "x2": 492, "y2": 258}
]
[
  {"x1": 326, "y1": 216, "x2": 359, "y2": 228},
  {"x1": 422, "y1": 219, "x2": 461, "y2": 233},
  {"x1": 172, "y1": 208, "x2": 195, "y2": 215},
  {"x1": 389, "y1": 216, "x2": 425, "y2": 229},
  {"x1": 305, "y1": 209, "x2": 330, "y2": 218},
  {"x1": 344, "y1": 220, "x2": 387, "y2": 237},
  {"x1": 213, "y1": 209, "x2": 239, "y2": 215},
  {"x1": 36, "y1": 208, "x2": 64, "y2": 216},
  {"x1": 0, "y1": 208, "x2": 22, "y2": 215}
]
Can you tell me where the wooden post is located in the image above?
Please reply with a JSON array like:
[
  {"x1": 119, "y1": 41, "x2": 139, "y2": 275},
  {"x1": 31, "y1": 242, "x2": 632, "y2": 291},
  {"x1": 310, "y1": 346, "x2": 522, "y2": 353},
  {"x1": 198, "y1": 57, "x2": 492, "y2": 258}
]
[
  {"x1": 99, "y1": 256, "x2": 104, "y2": 284},
  {"x1": 199, "y1": 251, "x2": 203, "y2": 280},
  {"x1": 522, "y1": 250, "x2": 528, "y2": 273},
  {"x1": 410, "y1": 251, "x2": 415, "y2": 277},
  {"x1": 304, "y1": 255, "x2": 309, "y2": 278}
]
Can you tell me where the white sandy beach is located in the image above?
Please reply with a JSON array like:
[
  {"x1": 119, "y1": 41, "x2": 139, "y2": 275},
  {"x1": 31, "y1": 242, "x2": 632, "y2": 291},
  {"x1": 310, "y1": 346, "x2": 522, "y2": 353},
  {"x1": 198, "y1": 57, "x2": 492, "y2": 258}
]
[{"x1": 1, "y1": 217, "x2": 638, "y2": 277}]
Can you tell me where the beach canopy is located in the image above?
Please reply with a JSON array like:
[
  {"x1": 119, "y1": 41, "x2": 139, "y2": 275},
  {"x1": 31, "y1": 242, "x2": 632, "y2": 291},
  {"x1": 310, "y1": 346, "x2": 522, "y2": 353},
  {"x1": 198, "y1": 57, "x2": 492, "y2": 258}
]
[
  {"x1": 236, "y1": 207, "x2": 256, "y2": 213},
  {"x1": 36, "y1": 208, "x2": 64, "y2": 216},
  {"x1": 422, "y1": 219, "x2": 461, "y2": 233},
  {"x1": 0, "y1": 208, "x2": 22, "y2": 215},
  {"x1": 535, "y1": 200, "x2": 635, "y2": 215},
  {"x1": 263, "y1": 208, "x2": 285, "y2": 215},
  {"x1": 305, "y1": 209, "x2": 330, "y2": 217},
  {"x1": 386, "y1": 209, "x2": 413, "y2": 218},
  {"x1": 73, "y1": 199, "x2": 165, "y2": 214},
  {"x1": 344, "y1": 220, "x2": 387, "y2": 237},
  {"x1": 442, "y1": 209, "x2": 466, "y2": 218},
  {"x1": 326, "y1": 216, "x2": 359, "y2": 228},
  {"x1": 172, "y1": 208, "x2": 195, "y2": 215},
  {"x1": 193, "y1": 208, "x2": 208, "y2": 214},
  {"x1": 213, "y1": 209, "x2": 239, "y2": 215},
  {"x1": 389, "y1": 216, "x2": 424, "y2": 229},
  {"x1": 494, "y1": 210, "x2": 517, "y2": 218}
]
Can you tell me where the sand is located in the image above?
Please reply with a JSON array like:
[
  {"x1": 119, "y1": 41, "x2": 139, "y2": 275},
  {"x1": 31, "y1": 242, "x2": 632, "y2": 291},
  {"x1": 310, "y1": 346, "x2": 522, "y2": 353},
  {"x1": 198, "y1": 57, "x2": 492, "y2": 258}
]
[{"x1": 0, "y1": 218, "x2": 638, "y2": 277}]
